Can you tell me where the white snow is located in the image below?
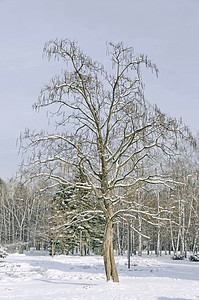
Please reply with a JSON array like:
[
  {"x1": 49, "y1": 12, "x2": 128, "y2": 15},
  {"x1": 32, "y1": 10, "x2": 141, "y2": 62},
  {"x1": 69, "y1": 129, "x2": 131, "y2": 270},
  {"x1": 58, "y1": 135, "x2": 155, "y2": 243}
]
[{"x1": 0, "y1": 251, "x2": 198, "y2": 299}]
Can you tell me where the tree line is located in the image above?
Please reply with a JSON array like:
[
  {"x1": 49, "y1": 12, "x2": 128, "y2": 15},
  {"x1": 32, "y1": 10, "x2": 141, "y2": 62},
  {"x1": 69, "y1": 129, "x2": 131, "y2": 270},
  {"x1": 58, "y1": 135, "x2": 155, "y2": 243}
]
[{"x1": 0, "y1": 156, "x2": 199, "y2": 258}]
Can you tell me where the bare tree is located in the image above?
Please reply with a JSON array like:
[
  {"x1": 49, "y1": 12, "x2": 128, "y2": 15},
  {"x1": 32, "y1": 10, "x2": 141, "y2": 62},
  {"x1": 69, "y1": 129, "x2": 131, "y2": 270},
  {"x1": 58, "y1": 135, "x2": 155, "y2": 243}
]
[{"x1": 20, "y1": 39, "x2": 190, "y2": 282}]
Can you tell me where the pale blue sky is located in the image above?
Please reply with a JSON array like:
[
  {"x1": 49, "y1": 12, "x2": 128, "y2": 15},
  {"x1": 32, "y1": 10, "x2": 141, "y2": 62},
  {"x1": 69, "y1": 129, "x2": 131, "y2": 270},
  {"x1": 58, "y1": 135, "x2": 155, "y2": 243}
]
[{"x1": 0, "y1": 0, "x2": 199, "y2": 180}]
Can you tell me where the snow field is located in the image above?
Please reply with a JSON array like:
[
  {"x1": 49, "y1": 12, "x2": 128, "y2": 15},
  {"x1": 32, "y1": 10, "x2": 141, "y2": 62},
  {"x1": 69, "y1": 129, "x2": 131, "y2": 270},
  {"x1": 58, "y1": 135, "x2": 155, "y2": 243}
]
[{"x1": 0, "y1": 252, "x2": 198, "y2": 299}]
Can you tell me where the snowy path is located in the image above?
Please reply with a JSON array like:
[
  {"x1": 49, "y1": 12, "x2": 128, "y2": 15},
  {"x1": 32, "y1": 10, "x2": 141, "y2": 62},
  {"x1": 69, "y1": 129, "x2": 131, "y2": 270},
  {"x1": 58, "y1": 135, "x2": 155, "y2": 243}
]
[{"x1": 0, "y1": 252, "x2": 198, "y2": 299}]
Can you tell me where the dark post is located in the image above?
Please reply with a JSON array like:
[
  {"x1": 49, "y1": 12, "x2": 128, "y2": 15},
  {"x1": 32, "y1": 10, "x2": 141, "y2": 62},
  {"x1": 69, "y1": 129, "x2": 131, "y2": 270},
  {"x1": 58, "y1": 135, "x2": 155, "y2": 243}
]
[{"x1": 128, "y1": 224, "x2": 131, "y2": 269}]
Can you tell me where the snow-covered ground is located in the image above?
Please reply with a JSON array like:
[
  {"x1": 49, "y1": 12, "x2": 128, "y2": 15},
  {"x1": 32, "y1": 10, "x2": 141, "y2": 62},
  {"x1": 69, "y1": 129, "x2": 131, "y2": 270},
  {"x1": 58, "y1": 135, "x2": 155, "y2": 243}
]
[{"x1": 0, "y1": 251, "x2": 198, "y2": 299}]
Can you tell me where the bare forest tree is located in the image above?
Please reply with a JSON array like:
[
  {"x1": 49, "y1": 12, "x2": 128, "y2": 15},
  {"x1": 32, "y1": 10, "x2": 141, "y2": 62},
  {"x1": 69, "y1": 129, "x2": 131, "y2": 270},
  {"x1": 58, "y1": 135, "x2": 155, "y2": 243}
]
[
  {"x1": 20, "y1": 39, "x2": 192, "y2": 282},
  {"x1": 0, "y1": 178, "x2": 49, "y2": 251}
]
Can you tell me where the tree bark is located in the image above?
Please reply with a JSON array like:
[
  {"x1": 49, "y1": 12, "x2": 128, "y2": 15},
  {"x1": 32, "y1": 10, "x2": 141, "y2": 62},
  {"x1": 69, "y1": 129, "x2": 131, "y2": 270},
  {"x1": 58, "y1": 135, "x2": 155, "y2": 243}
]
[
  {"x1": 103, "y1": 220, "x2": 119, "y2": 282},
  {"x1": 51, "y1": 241, "x2": 55, "y2": 257},
  {"x1": 156, "y1": 190, "x2": 161, "y2": 256},
  {"x1": 138, "y1": 214, "x2": 142, "y2": 256},
  {"x1": 116, "y1": 222, "x2": 121, "y2": 256}
]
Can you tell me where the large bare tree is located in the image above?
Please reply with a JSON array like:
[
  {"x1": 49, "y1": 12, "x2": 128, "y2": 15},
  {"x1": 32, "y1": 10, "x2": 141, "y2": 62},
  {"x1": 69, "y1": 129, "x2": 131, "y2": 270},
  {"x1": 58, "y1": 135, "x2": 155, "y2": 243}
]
[{"x1": 20, "y1": 39, "x2": 189, "y2": 282}]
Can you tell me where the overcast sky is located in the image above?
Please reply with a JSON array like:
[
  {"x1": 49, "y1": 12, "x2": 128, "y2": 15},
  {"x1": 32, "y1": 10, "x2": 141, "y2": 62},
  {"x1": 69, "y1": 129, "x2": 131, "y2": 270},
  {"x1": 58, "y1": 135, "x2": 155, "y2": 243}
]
[{"x1": 0, "y1": 0, "x2": 199, "y2": 180}]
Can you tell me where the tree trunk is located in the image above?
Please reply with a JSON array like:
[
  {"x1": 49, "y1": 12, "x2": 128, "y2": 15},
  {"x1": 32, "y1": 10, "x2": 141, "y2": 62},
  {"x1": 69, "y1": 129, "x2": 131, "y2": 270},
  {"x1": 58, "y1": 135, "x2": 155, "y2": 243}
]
[
  {"x1": 127, "y1": 225, "x2": 131, "y2": 269},
  {"x1": 193, "y1": 234, "x2": 198, "y2": 254},
  {"x1": 157, "y1": 226, "x2": 161, "y2": 257},
  {"x1": 116, "y1": 222, "x2": 121, "y2": 256},
  {"x1": 170, "y1": 214, "x2": 176, "y2": 255},
  {"x1": 132, "y1": 226, "x2": 136, "y2": 255},
  {"x1": 51, "y1": 241, "x2": 55, "y2": 257},
  {"x1": 103, "y1": 220, "x2": 119, "y2": 282},
  {"x1": 181, "y1": 204, "x2": 185, "y2": 256},
  {"x1": 138, "y1": 214, "x2": 142, "y2": 256},
  {"x1": 156, "y1": 190, "x2": 161, "y2": 257},
  {"x1": 147, "y1": 241, "x2": 150, "y2": 255}
]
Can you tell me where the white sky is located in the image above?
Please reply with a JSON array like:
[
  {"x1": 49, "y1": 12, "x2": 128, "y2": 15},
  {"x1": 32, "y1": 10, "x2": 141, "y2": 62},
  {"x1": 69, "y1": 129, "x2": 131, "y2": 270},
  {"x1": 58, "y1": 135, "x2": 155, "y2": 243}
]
[{"x1": 0, "y1": 0, "x2": 199, "y2": 180}]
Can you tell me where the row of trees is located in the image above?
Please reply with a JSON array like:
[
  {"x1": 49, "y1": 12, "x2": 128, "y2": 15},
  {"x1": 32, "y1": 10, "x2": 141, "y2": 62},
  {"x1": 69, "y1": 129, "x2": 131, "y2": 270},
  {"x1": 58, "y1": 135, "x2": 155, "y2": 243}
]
[
  {"x1": 0, "y1": 157, "x2": 199, "y2": 256},
  {"x1": 0, "y1": 179, "x2": 47, "y2": 252},
  {"x1": 0, "y1": 39, "x2": 199, "y2": 282},
  {"x1": 0, "y1": 178, "x2": 105, "y2": 255}
]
